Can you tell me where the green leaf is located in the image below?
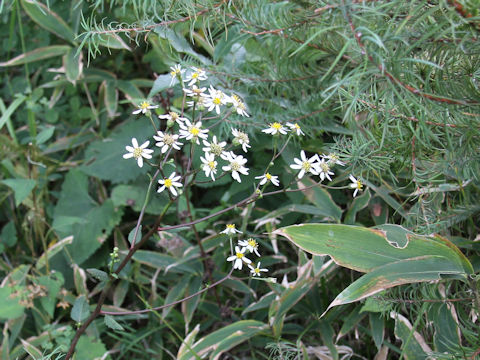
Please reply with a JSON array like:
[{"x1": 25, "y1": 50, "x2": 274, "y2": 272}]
[
  {"x1": 148, "y1": 74, "x2": 173, "y2": 98},
  {"x1": 0, "y1": 45, "x2": 71, "y2": 67},
  {"x1": 37, "y1": 272, "x2": 64, "y2": 318},
  {"x1": 75, "y1": 336, "x2": 108, "y2": 360},
  {"x1": 64, "y1": 48, "x2": 83, "y2": 83},
  {"x1": 1, "y1": 178, "x2": 36, "y2": 206},
  {"x1": 1, "y1": 221, "x2": 17, "y2": 249},
  {"x1": 132, "y1": 250, "x2": 199, "y2": 274},
  {"x1": 178, "y1": 320, "x2": 267, "y2": 360},
  {"x1": 369, "y1": 313, "x2": 385, "y2": 350},
  {"x1": 276, "y1": 224, "x2": 473, "y2": 274},
  {"x1": 128, "y1": 225, "x2": 142, "y2": 246},
  {"x1": 301, "y1": 178, "x2": 342, "y2": 221},
  {"x1": 391, "y1": 312, "x2": 432, "y2": 360},
  {"x1": 71, "y1": 295, "x2": 90, "y2": 322},
  {"x1": 80, "y1": 120, "x2": 154, "y2": 183},
  {"x1": 0, "y1": 287, "x2": 25, "y2": 319},
  {"x1": 104, "y1": 315, "x2": 124, "y2": 331},
  {"x1": 111, "y1": 182, "x2": 169, "y2": 215},
  {"x1": 53, "y1": 170, "x2": 123, "y2": 264},
  {"x1": 344, "y1": 189, "x2": 371, "y2": 224},
  {"x1": 86, "y1": 268, "x2": 109, "y2": 282},
  {"x1": 96, "y1": 33, "x2": 131, "y2": 51},
  {"x1": 102, "y1": 80, "x2": 118, "y2": 118},
  {"x1": 183, "y1": 276, "x2": 202, "y2": 330},
  {"x1": 35, "y1": 126, "x2": 55, "y2": 145},
  {"x1": 0, "y1": 95, "x2": 26, "y2": 131},
  {"x1": 36, "y1": 236, "x2": 73, "y2": 270},
  {"x1": 327, "y1": 256, "x2": 466, "y2": 311},
  {"x1": 21, "y1": 0, "x2": 76, "y2": 44},
  {"x1": 162, "y1": 275, "x2": 189, "y2": 318}
]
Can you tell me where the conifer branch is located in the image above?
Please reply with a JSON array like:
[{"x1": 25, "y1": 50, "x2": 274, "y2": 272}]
[{"x1": 447, "y1": 0, "x2": 480, "y2": 32}]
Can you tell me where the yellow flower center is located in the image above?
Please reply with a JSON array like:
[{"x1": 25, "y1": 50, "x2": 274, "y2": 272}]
[
  {"x1": 170, "y1": 70, "x2": 179, "y2": 77},
  {"x1": 213, "y1": 97, "x2": 221, "y2": 105},
  {"x1": 265, "y1": 173, "x2": 272, "y2": 180},
  {"x1": 169, "y1": 112, "x2": 179, "y2": 120},
  {"x1": 272, "y1": 122, "x2": 282, "y2": 130},
  {"x1": 356, "y1": 180, "x2": 363, "y2": 190},
  {"x1": 254, "y1": 268, "x2": 260, "y2": 274},
  {"x1": 164, "y1": 179, "x2": 173, "y2": 188},
  {"x1": 302, "y1": 161, "x2": 311, "y2": 171},
  {"x1": 230, "y1": 162, "x2": 241, "y2": 171},
  {"x1": 208, "y1": 161, "x2": 216, "y2": 169},
  {"x1": 294, "y1": 123, "x2": 300, "y2": 129},
  {"x1": 190, "y1": 127, "x2": 200, "y2": 136},
  {"x1": 192, "y1": 72, "x2": 199, "y2": 79},
  {"x1": 226, "y1": 224, "x2": 235, "y2": 229},
  {"x1": 236, "y1": 252, "x2": 244, "y2": 259},
  {"x1": 163, "y1": 134, "x2": 174, "y2": 145},
  {"x1": 329, "y1": 153, "x2": 339, "y2": 161},
  {"x1": 133, "y1": 148, "x2": 143, "y2": 159},
  {"x1": 140, "y1": 101, "x2": 150, "y2": 109},
  {"x1": 237, "y1": 132, "x2": 248, "y2": 143},
  {"x1": 210, "y1": 143, "x2": 223, "y2": 156},
  {"x1": 193, "y1": 88, "x2": 203, "y2": 95},
  {"x1": 247, "y1": 239, "x2": 258, "y2": 248},
  {"x1": 320, "y1": 162, "x2": 330, "y2": 172}
]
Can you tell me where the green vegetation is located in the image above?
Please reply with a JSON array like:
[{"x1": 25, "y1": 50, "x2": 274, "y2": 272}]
[{"x1": 0, "y1": 0, "x2": 479, "y2": 359}]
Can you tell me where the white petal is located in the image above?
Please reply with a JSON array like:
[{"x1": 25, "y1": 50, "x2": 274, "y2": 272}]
[
  {"x1": 157, "y1": 185, "x2": 166, "y2": 193},
  {"x1": 123, "y1": 153, "x2": 134, "y2": 159},
  {"x1": 137, "y1": 157, "x2": 144, "y2": 168},
  {"x1": 131, "y1": 138, "x2": 139, "y2": 148},
  {"x1": 169, "y1": 187, "x2": 178, "y2": 197}
]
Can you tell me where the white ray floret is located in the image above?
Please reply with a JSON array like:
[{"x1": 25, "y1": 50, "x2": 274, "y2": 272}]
[
  {"x1": 316, "y1": 159, "x2": 335, "y2": 182},
  {"x1": 169, "y1": 64, "x2": 185, "y2": 85},
  {"x1": 226, "y1": 246, "x2": 252, "y2": 270},
  {"x1": 262, "y1": 122, "x2": 289, "y2": 135},
  {"x1": 349, "y1": 175, "x2": 364, "y2": 197},
  {"x1": 183, "y1": 67, "x2": 207, "y2": 86},
  {"x1": 221, "y1": 151, "x2": 249, "y2": 183},
  {"x1": 286, "y1": 122, "x2": 305, "y2": 136},
  {"x1": 200, "y1": 152, "x2": 217, "y2": 181},
  {"x1": 157, "y1": 172, "x2": 183, "y2": 197},
  {"x1": 290, "y1": 150, "x2": 320, "y2": 179},
  {"x1": 322, "y1": 153, "x2": 346, "y2": 166},
  {"x1": 205, "y1": 86, "x2": 228, "y2": 114},
  {"x1": 153, "y1": 131, "x2": 183, "y2": 153},
  {"x1": 132, "y1": 101, "x2": 159, "y2": 115},
  {"x1": 202, "y1": 135, "x2": 227, "y2": 157},
  {"x1": 229, "y1": 94, "x2": 249, "y2": 117},
  {"x1": 158, "y1": 111, "x2": 187, "y2": 125},
  {"x1": 255, "y1": 173, "x2": 280, "y2": 186},
  {"x1": 220, "y1": 224, "x2": 242, "y2": 235},
  {"x1": 231, "y1": 128, "x2": 251, "y2": 152},
  {"x1": 238, "y1": 238, "x2": 261, "y2": 257},
  {"x1": 178, "y1": 119, "x2": 209, "y2": 144},
  {"x1": 122, "y1": 138, "x2": 154, "y2": 168},
  {"x1": 249, "y1": 262, "x2": 268, "y2": 277}
]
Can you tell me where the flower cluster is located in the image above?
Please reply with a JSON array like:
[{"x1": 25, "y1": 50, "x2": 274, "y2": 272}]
[
  {"x1": 221, "y1": 224, "x2": 267, "y2": 276},
  {"x1": 122, "y1": 62, "x2": 365, "y2": 281}
]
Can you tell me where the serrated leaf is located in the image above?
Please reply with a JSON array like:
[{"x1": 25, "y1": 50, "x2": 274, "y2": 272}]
[
  {"x1": 80, "y1": 120, "x2": 154, "y2": 183},
  {"x1": 86, "y1": 268, "x2": 109, "y2": 282},
  {"x1": 75, "y1": 336, "x2": 108, "y2": 360},
  {"x1": 21, "y1": 0, "x2": 76, "y2": 44},
  {"x1": 104, "y1": 315, "x2": 124, "y2": 331},
  {"x1": 71, "y1": 295, "x2": 90, "y2": 322},
  {"x1": 1, "y1": 178, "x2": 36, "y2": 206}
]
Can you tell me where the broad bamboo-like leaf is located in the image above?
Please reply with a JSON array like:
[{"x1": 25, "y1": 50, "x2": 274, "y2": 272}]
[
  {"x1": 177, "y1": 320, "x2": 267, "y2": 360},
  {"x1": 327, "y1": 256, "x2": 466, "y2": 312},
  {"x1": 391, "y1": 312, "x2": 432, "y2": 360},
  {"x1": 275, "y1": 224, "x2": 473, "y2": 274},
  {"x1": 64, "y1": 48, "x2": 83, "y2": 83},
  {"x1": 21, "y1": 0, "x2": 76, "y2": 44}
]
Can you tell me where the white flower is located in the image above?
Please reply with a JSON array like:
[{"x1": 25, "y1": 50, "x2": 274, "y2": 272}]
[
  {"x1": 349, "y1": 175, "x2": 364, "y2": 197},
  {"x1": 255, "y1": 173, "x2": 280, "y2": 186},
  {"x1": 238, "y1": 238, "x2": 261, "y2": 257},
  {"x1": 322, "y1": 153, "x2": 346, "y2": 166},
  {"x1": 132, "y1": 101, "x2": 159, "y2": 115},
  {"x1": 183, "y1": 85, "x2": 207, "y2": 97},
  {"x1": 286, "y1": 122, "x2": 305, "y2": 136},
  {"x1": 158, "y1": 111, "x2": 187, "y2": 125},
  {"x1": 226, "y1": 246, "x2": 252, "y2": 270},
  {"x1": 178, "y1": 119, "x2": 209, "y2": 144},
  {"x1": 202, "y1": 135, "x2": 227, "y2": 157},
  {"x1": 122, "y1": 138, "x2": 154, "y2": 168},
  {"x1": 183, "y1": 67, "x2": 207, "y2": 86},
  {"x1": 262, "y1": 122, "x2": 289, "y2": 135},
  {"x1": 158, "y1": 172, "x2": 183, "y2": 197},
  {"x1": 249, "y1": 262, "x2": 268, "y2": 276},
  {"x1": 229, "y1": 94, "x2": 249, "y2": 117},
  {"x1": 290, "y1": 150, "x2": 320, "y2": 179},
  {"x1": 153, "y1": 131, "x2": 183, "y2": 153},
  {"x1": 316, "y1": 159, "x2": 335, "y2": 182},
  {"x1": 200, "y1": 152, "x2": 217, "y2": 180},
  {"x1": 221, "y1": 224, "x2": 242, "y2": 235},
  {"x1": 205, "y1": 86, "x2": 228, "y2": 114},
  {"x1": 221, "y1": 151, "x2": 249, "y2": 183},
  {"x1": 231, "y1": 128, "x2": 251, "y2": 152},
  {"x1": 169, "y1": 64, "x2": 185, "y2": 85}
]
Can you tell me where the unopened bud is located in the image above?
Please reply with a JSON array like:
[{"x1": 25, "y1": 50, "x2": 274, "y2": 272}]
[{"x1": 167, "y1": 119, "x2": 175, "y2": 128}]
